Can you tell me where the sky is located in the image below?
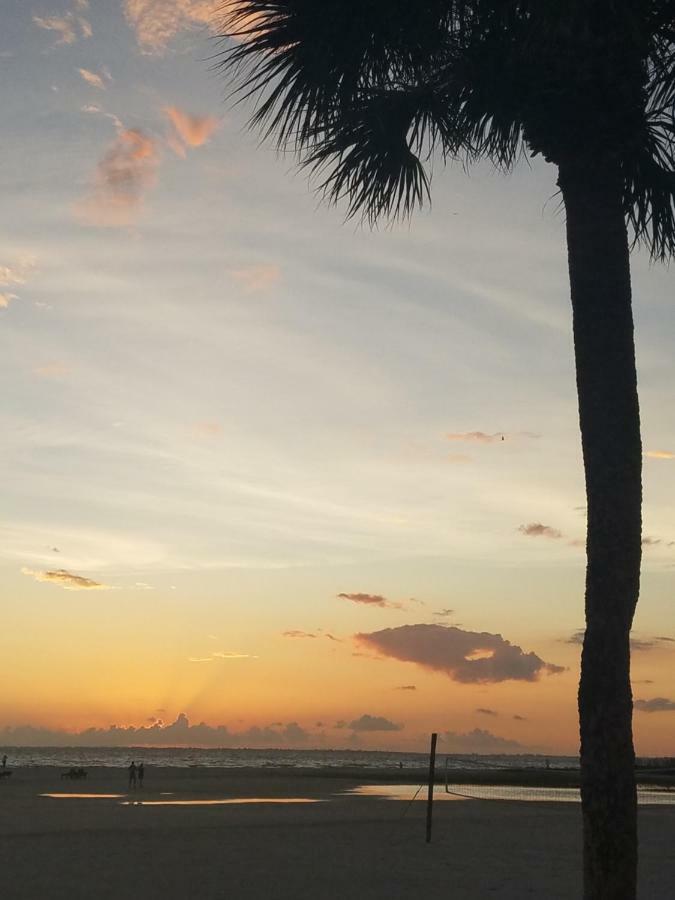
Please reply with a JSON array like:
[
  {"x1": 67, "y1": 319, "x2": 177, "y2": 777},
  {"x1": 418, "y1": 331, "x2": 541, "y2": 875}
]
[{"x1": 1, "y1": 0, "x2": 674, "y2": 756}]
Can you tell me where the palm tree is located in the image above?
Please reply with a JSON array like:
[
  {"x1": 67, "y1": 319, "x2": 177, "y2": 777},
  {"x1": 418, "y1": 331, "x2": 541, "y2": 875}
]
[{"x1": 217, "y1": 3, "x2": 675, "y2": 896}]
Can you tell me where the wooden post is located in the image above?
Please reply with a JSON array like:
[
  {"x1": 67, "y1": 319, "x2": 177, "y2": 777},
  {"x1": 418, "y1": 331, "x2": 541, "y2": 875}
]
[{"x1": 426, "y1": 732, "x2": 438, "y2": 843}]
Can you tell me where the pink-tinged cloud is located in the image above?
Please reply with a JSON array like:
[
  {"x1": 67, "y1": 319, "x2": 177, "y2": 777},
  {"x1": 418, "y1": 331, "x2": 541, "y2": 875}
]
[
  {"x1": 0, "y1": 293, "x2": 17, "y2": 309},
  {"x1": 21, "y1": 567, "x2": 110, "y2": 591},
  {"x1": 338, "y1": 592, "x2": 401, "y2": 610},
  {"x1": 518, "y1": 522, "x2": 562, "y2": 539},
  {"x1": 165, "y1": 106, "x2": 219, "y2": 152},
  {"x1": 78, "y1": 67, "x2": 106, "y2": 90},
  {"x1": 191, "y1": 421, "x2": 222, "y2": 438},
  {"x1": 123, "y1": 1, "x2": 258, "y2": 54},
  {"x1": 75, "y1": 129, "x2": 160, "y2": 227},
  {"x1": 645, "y1": 450, "x2": 675, "y2": 460},
  {"x1": 229, "y1": 264, "x2": 281, "y2": 293},
  {"x1": 33, "y1": 362, "x2": 71, "y2": 378},
  {"x1": 0, "y1": 258, "x2": 36, "y2": 287},
  {"x1": 355, "y1": 624, "x2": 563, "y2": 684},
  {"x1": 33, "y1": 9, "x2": 91, "y2": 45}
]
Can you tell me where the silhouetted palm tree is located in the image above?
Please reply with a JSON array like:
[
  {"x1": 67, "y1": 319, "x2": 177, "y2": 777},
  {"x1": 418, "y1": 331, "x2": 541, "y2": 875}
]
[{"x1": 218, "y1": 3, "x2": 675, "y2": 896}]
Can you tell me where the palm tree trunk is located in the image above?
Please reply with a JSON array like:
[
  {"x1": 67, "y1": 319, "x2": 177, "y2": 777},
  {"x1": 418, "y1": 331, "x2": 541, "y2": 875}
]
[{"x1": 557, "y1": 160, "x2": 642, "y2": 900}]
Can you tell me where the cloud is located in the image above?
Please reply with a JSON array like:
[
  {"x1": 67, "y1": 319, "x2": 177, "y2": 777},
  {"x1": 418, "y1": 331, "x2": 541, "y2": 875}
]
[
  {"x1": 476, "y1": 707, "x2": 498, "y2": 716},
  {"x1": 78, "y1": 67, "x2": 108, "y2": 90},
  {"x1": 394, "y1": 685, "x2": 417, "y2": 691},
  {"x1": 75, "y1": 129, "x2": 160, "y2": 227},
  {"x1": 446, "y1": 431, "x2": 505, "y2": 444},
  {"x1": 442, "y1": 728, "x2": 524, "y2": 753},
  {"x1": 564, "y1": 630, "x2": 671, "y2": 652},
  {"x1": 165, "y1": 106, "x2": 219, "y2": 154},
  {"x1": 33, "y1": 9, "x2": 91, "y2": 45},
  {"x1": 518, "y1": 522, "x2": 562, "y2": 539},
  {"x1": 0, "y1": 257, "x2": 36, "y2": 309},
  {"x1": 282, "y1": 630, "x2": 340, "y2": 643},
  {"x1": 642, "y1": 536, "x2": 661, "y2": 547},
  {"x1": 191, "y1": 421, "x2": 222, "y2": 438},
  {"x1": 123, "y1": 1, "x2": 259, "y2": 54},
  {"x1": 0, "y1": 713, "x2": 311, "y2": 748},
  {"x1": 21, "y1": 567, "x2": 110, "y2": 591},
  {"x1": 645, "y1": 450, "x2": 675, "y2": 460},
  {"x1": 229, "y1": 264, "x2": 281, "y2": 293},
  {"x1": 338, "y1": 592, "x2": 401, "y2": 610},
  {"x1": 123, "y1": 0, "x2": 220, "y2": 53},
  {"x1": 434, "y1": 608, "x2": 454, "y2": 618},
  {"x1": 190, "y1": 650, "x2": 257, "y2": 661},
  {"x1": 513, "y1": 714, "x2": 527, "y2": 721},
  {"x1": 355, "y1": 624, "x2": 563, "y2": 683},
  {"x1": 634, "y1": 697, "x2": 675, "y2": 713},
  {"x1": 348, "y1": 714, "x2": 403, "y2": 733},
  {"x1": 34, "y1": 362, "x2": 71, "y2": 378}
]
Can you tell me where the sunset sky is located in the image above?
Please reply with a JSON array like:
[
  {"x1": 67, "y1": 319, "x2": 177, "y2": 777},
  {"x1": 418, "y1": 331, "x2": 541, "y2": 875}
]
[{"x1": 2, "y1": 0, "x2": 675, "y2": 756}]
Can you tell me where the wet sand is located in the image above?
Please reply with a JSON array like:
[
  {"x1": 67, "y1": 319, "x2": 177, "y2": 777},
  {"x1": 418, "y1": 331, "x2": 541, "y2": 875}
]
[{"x1": 1, "y1": 766, "x2": 674, "y2": 898}]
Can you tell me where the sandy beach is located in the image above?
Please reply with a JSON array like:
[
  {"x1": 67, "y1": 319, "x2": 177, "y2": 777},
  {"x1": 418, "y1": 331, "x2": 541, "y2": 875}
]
[{"x1": 1, "y1": 766, "x2": 674, "y2": 899}]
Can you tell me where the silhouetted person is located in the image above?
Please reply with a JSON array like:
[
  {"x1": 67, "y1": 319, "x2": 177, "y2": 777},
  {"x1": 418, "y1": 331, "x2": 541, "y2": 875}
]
[
  {"x1": 138, "y1": 762, "x2": 144, "y2": 788},
  {"x1": 1, "y1": 754, "x2": 7, "y2": 768},
  {"x1": 128, "y1": 761, "x2": 137, "y2": 790}
]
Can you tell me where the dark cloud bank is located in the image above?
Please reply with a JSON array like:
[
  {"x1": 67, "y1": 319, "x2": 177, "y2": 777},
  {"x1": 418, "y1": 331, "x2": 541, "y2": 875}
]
[{"x1": 356, "y1": 624, "x2": 563, "y2": 683}]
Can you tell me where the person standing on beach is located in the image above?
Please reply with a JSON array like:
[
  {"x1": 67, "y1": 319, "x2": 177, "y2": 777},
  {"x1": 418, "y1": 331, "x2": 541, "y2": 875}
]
[
  {"x1": 2, "y1": 754, "x2": 7, "y2": 768},
  {"x1": 128, "y1": 761, "x2": 137, "y2": 790},
  {"x1": 138, "y1": 763, "x2": 144, "y2": 789}
]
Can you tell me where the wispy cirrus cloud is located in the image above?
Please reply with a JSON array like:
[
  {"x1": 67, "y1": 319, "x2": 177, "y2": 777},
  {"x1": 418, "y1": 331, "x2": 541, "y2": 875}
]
[
  {"x1": 229, "y1": 264, "x2": 281, "y2": 293},
  {"x1": 394, "y1": 685, "x2": 416, "y2": 691},
  {"x1": 476, "y1": 707, "x2": 498, "y2": 716},
  {"x1": 33, "y1": 1, "x2": 91, "y2": 45},
  {"x1": 75, "y1": 128, "x2": 160, "y2": 227},
  {"x1": 78, "y1": 67, "x2": 110, "y2": 90},
  {"x1": 634, "y1": 697, "x2": 675, "y2": 713},
  {"x1": 21, "y1": 567, "x2": 110, "y2": 591},
  {"x1": 190, "y1": 649, "x2": 257, "y2": 662},
  {"x1": 283, "y1": 629, "x2": 341, "y2": 642},
  {"x1": 645, "y1": 450, "x2": 675, "y2": 460},
  {"x1": 446, "y1": 431, "x2": 505, "y2": 444},
  {"x1": 355, "y1": 624, "x2": 563, "y2": 684},
  {"x1": 337, "y1": 592, "x2": 402, "y2": 610},
  {"x1": 564, "y1": 630, "x2": 673, "y2": 652},
  {"x1": 191, "y1": 421, "x2": 222, "y2": 439},
  {"x1": 33, "y1": 361, "x2": 71, "y2": 378},
  {"x1": 518, "y1": 522, "x2": 562, "y2": 539},
  {"x1": 0, "y1": 256, "x2": 36, "y2": 309},
  {"x1": 165, "y1": 106, "x2": 219, "y2": 155}
]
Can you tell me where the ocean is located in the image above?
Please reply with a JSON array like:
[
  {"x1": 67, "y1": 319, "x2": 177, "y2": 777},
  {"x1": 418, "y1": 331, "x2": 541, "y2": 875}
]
[{"x1": 1, "y1": 746, "x2": 577, "y2": 770}]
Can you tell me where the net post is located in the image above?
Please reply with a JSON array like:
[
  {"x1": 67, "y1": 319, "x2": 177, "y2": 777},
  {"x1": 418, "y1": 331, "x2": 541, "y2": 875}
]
[{"x1": 426, "y1": 732, "x2": 438, "y2": 843}]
